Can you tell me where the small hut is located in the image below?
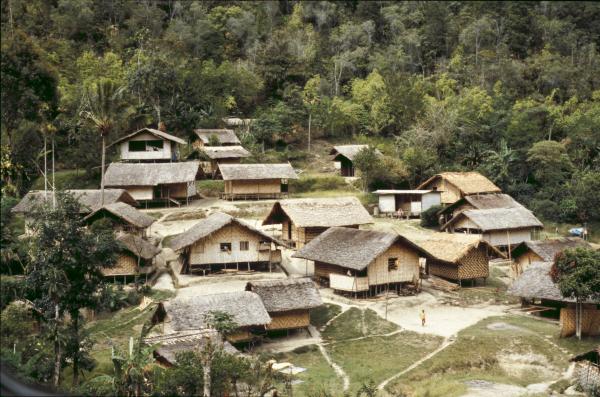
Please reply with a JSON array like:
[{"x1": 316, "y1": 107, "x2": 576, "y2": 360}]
[
  {"x1": 373, "y1": 190, "x2": 441, "y2": 217},
  {"x1": 194, "y1": 129, "x2": 241, "y2": 147},
  {"x1": 330, "y1": 145, "x2": 379, "y2": 177},
  {"x1": 84, "y1": 202, "x2": 155, "y2": 236},
  {"x1": 103, "y1": 233, "x2": 161, "y2": 283},
  {"x1": 219, "y1": 163, "x2": 298, "y2": 200},
  {"x1": 438, "y1": 193, "x2": 523, "y2": 224},
  {"x1": 262, "y1": 197, "x2": 373, "y2": 248},
  {"x1": 108, "y1": 127, "x2": 186, "y2": 162},
  {"x1": 246, "y1": 278, "x2": 322, "y2": 332},
  {"x1": 168, "y1": 212, "x2": 285, "y2": 276},
  {"x1": 406, "y1": 233, "x2": 499, "y2": 285},
  {"x1": 151, "y1": 292, "x2": 271, "y2": 343},
  {"x1": 508, "y1": 261, "x2": 600, "y2": 338},
  {"x1": 194, "y1": 146, "x2": 251, "y2": 178},
  {"x1": 510, "y1": 238, "x2": 592, "y2": 277},
  {"x1": 416, "y1": 172, "x2": 501, "y2": 205},
  {"x1": 293, "y1": 227, "x2": 429, "y2": 297},
  {"x1": 103, "y1": 161, "x2": 202, "y2": 205},
  {"x1": 441, "y1": 207, "x2": 543, "y2": 249},
  {"x1": 570, "y1": 348, "x2": 600, "y2": 395}
]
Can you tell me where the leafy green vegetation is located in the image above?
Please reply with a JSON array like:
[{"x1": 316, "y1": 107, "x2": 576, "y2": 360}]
[
  {"x1": 321, "y1": 308, "x2": 399, "y2": 341},
  {"x1": 310, "y1": 303, "x2": 342, "y2": 329},
  {"x1": 31, "y1": 169, "x2": 98, "y2": 190},
  {"x1": 196, "y1": 180, "x2": 224, "y2": 198}
]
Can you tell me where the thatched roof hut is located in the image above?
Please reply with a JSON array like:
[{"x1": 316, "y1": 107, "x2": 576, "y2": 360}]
[
  {"x1": 442, "y1": 207, "x2": 543, "y2": 233},
  {"x1": 118, "y1": 234, "x2": 161, "y2": 260},
  {"x1": 511, "y1": 238, "x2": 592, "y2": 263},
  {"x1": 199, "y1": 146, "x2": 251, "y2": 160},
  {"x1": 108, "y1": 127, "x2": 186, "y2": 147},
  {"x1": 12, "y1": 189, "x2": 138, "y2": 214},
  {"x1": 507, "y1": 262, "x2": 568, "y2": 301},
  {"x1": 439, "y1": 193, "x2": 523, "y2": 218},
  {"x1": 417, "y1": 172, "x2": 501, "y2": 205},
  {"x1": 329, "y1": 145, "x2": 381, "y2": 177},
  {"x1": 219, "y1": 163, "x2": 298, "y2": 181},
  {"x1": 246, "y1": 278, "x2": 322, "y2": 313},
  {"x1": 194, "y1": 129, "x2": 240, "y2": 146},
  {"x1": 104, "y1": 161, "x2": 201, "y2": 187},
  {"x1": 84, "y1": 202, "x2": 155, "y2": 229},
  {"x1": 102, "y1": 233, "x2": 160, "y2": 277}
]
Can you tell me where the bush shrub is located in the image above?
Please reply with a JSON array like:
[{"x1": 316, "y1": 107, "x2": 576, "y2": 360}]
[
  {"x1": 420, "y1": 205, "x2": 443, "y2": 228},
  {"x1": 0, "y1": 277, "x2": 26, "y2": 310}
]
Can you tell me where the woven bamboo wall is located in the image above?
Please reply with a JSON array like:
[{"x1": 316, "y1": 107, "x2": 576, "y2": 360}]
[
  {"x1": 266, "y1": 310, "x2": 310, "y2": 330},
  {"x1": 458, "y1": 247, "x2": 489, "y2": 279},
  {"x1": 428, "y1": 261, "x2": 459, "y2": 280},
  {"x1": 559, "y1": 305, "x2": 600, "y2": 337},
  {"x1": 367, "y1": 242, "x2": 420, "y2": 286},
  {"x1": 575, "y1": 362, "x2": 600, "y2": 395},
  {"x1": 314, "y1": 261, "x2": 349, "y2": 279},
  {"x1": 228, "y1": 179, "x2": 281, "y2": 194}
]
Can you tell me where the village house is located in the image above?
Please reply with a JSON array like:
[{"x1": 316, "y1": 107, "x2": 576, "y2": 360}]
[
  {"x1": 373, "y1": 190, "x2": 442, "y2": 218},
  {"x1": 330, "y1": 144, "x2": 379, "y2": 177},
  {"x1": 219, "y1": 163, "x2": 298, "y2": 200},
  {"x1": 151, "y1": 291, "x2": 272, "y2": 343},
  {"x1": 440, "y1": 207, "x2": 544, "y2": 249},
  {"x1": 84, "y1": 202, "x2": 155, "y2": 236},
  {"x1": 262, "y1": 197, "x2": 373, "y2": 248},
  {"x1": 246, "y1": 278, "x2": 322, "y2": 332},
  {"x1": 508, "y1": 261, "x2": 600, "y2": 338},
  {"x1": 194, "y1": 128, "x2": 241, "y2": 147},
  {"x1": 406, "y1": 233, "x2": 500, "y2": 285},
  {"x1": 103, "y1": 233, "x2": 161, "y2": 284},
  {"x1": 510, "y1": 237, "x2": 592, "y2": 277},
  {"x1": 168, "y1": 212, "x2": 284, "y2": 276},
  {"x1": 293, "y1": 227, "x2": 430, "y2": 298},
  {"x1": 570, "y1": 348, "x2": 600, "y2": 395},
  {"x1": 416, "y1": 171, "x2": 501, "y2": 206},
  {"x1": 437, "y1": 193, "x2": 524, "y2": 224},
  {"x1": 103, "y1": 161, "x2": 202, "y2": 205},
  {"x1": 108, "y1": 127, "x2": 187, "y2": 162},
  {"x1": 194, "y1": 145, "x2": 251, "y2": 178}
]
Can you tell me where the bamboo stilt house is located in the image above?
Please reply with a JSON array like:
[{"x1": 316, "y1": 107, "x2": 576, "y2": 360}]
[
  {"x1": 262, "y1": 197, "x2": 373, "y2": 248},
  {"x1": 151, "y1": 291, "x2": 271, "y2": 343},
  {"x1": 192, "y1": 146, "x2": 251, "y2": 178},
  {"x1": 293, "y1": 227, "x2": 430, "y2": 297},
  {"x1": 103, "y1": 233, "x2": 161, "y2": 283},
  {"x1": 193, "y1": 129, "x2": 241, "y2": 147},
  {"x1": 108, "y1": 127, "x2": 186, "y2": 162},
  {"x1": 246, "y1": 278, "x2": 322, "y2": 331},
  {"x1": 219, "y1": 163, "x2": 298, "y2": 200},
  {"x1": 84, "y1": 202, "x2": 155, "y2": 236},
  {"x1": 508, "y1": 262, "x2": 600, "y2": 338},
  {"x1": 330, "y1": 145, "x2": 380, "y2": 177},
  {"x1": 437, "y1": 193, "x2": 524, "y2": 224},
  {"x1": 416, "y1": 172, "x2": 501, "y2": 206},
  {"x1": 168, "y1": 212, "x2": 285, "y2": 276},
  {"x1": 510, "y1": 238, "x2": 592, "y2": 277}
]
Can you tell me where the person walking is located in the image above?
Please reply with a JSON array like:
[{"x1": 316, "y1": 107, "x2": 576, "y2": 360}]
[{"x1": 419, "y1": 309, "x2": 426, "y2": 327}]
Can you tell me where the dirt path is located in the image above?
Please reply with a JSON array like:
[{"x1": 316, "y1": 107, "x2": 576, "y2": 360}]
[{"x1": 318, "y1": 344, "x2": 350, "y2": 392}]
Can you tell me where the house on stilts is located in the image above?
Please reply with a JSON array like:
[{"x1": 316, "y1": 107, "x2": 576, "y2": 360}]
[
  {"x1": 84, "y1": 202, "x2": 155, "y2": 236},
  {"x1": 330, "y1": 145, "x2": 379, "y2": 177},
  {"x1": 104, "y1": 233, "x2": 161, "y2": 284},
  {"x1": 108, "y1": 127, "x2": 186, "y2": 162},
  {"x1": 437, "y1": 193, "x2": 524, "y2": 225},
  {"x1": 416, "y1": 171, "x2": 501, "y2": 206},
  {"x1": 193, "y1": 129, "x2": 241, "y2": 147},
  {"x1": 219, "y1": 163, "x2": 298, "y2": 200},
  {"x1": 192, "y1": 145, "x2": 251, "y2": 178}
]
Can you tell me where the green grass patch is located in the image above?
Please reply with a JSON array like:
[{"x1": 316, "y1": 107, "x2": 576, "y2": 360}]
[
  {"x1": 289, "y1": 175, "x2": 351, "y2": 193},
  {"x1": 321, "y1": 308, "x2": 399, "y2": 341},
  {"x1": 455, "y1": 267, "x2": 519, "y2": 305},
  {"x1": 196, "y1": 180, "x2": 224, "y2": 197},
  {"x1": 539, "y1": 218, "x2": 600, "y2": 244},
  {"x1": 310, "y1": 304, "x2": 342, "y2": 329},
  {"x1": 31, "y1": 169, "x2": 98, "y2": 190}
]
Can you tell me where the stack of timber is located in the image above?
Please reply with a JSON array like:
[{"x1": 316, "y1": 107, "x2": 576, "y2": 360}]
[{"x1": 429, "y1": 275, "x2": 460, "y2": 292}]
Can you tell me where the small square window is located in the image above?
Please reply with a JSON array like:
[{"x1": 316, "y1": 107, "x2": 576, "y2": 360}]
[
  {"x1": 220, "y1": 243, "x2": 232, "y2": 252},
  {"x1": 240, "y1": 241, "x2": 249, "y2": 251},
  {"x1": 388, "y1": 258, "x2": 398, "y2": 271}
]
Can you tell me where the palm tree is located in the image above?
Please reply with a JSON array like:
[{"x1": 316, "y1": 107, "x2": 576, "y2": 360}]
[
  {"x1": 482, "y1": 139, "x2": 517, "y2": 189},
  {"x1": 80, "y1": 80, "x2": 128, "y2": 205}
]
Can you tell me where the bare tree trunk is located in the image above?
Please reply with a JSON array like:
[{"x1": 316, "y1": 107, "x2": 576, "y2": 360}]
[
  {"x1": 576, "y1": 300, "x2": 582, "y2": 340},
  {"x1": 203, "y1": 357, "x2": 211, "y2": 397},
  {"x1": 53, "y1": 304, "x2": 61, "y2": 387},
  {"x1": 307, "y1": 113, "x2": 312, "y2": 152},
  {"x1": 44, "y1": 134, "x2": 48, "y2": 198},
  {"x1": 72, "y1": 314, "x2": 79, "y2": 387},
  {"x1": 52, "y1": 136, "x2": 56, "y2": 208},
  {"x1": 101, "y1": 135, "x2": 106, "y2": 206}
]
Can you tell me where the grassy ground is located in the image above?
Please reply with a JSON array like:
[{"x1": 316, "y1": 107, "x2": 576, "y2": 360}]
[
  {"x1": 31, "y1": 169, "x2": 98, "y2": 190},
  {"x1": 539, "y1": 218, "x2": 600, "y2": 244},
  {"x1": 321, "y1": 307, "x2": 399, "y2": 341},
  {"x1": 454, "y1": 266, "x2": 520, "y2": 306},
  {"x1": 386, "y1": 314, "x2": 599, "y2": 397},
  {"x1": 310, "y1": 303, "x2": 342, "y2": 329},
  {"x1": 196, "y1": 180, "x2": 224, "y2": 197}
]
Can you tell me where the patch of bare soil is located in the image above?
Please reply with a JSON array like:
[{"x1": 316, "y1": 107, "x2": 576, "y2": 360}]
[{"x1": 497, "y1": 351, "x2": 559, "y2": 380}]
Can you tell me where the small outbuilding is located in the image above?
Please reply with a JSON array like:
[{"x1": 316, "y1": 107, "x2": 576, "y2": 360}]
[
  {"x1": 168, "y1": 212, "x2": 284, "y2": 276},
  {"x1": 416, "y1": 172, "x2": 501, "y2": 206},
  {"x1": 510, "y1": 237, "x2": 592, "y2": 277},
  {"x1": 330, "y1": 145, "x2": 379, "y2": 177},
  {"x1": 84, "y1": 202, "x2": 155, "y2": 236},
  {"x1": 508, "y1": 261, "x2": 600, "y2": 338},
  {"x1": 194, "y1": 129, "x2": 241, "y2": 147},
  {"x1": 262, "y1": 197, "x2": 373, "y2": 248},
  {"x1": 108, "y1": 127, "x2": 186, "y2": 162},
  {"x1": 570, "y1": 348, "x2": 600, "y2": 395},
  {"x1": 437, "y1": 193, "x2": 524, "y2": 224},
  {"x1": 103, "y1": 161, "x2": 202, "y2": 205},
  {"x1": 441, "y1": 207, "x2": 543, "y2": 249},
  {"x1": 151, "y1": 291, "x2": 272, "y2": 343},
  {"x1": 293, "y1": 227, "x2": 429, "y2": 297},
  {"x1": 246, "y1": 278, "x2": 322, "y2": 332},
  {"x1": 103, "y1": 233, "x2": 161, "y2": 283},
  {"x1": 373, "y1": 190, "x2": 441, "y2": 217},
  {"x1": 194, "y1": 146, "x2": 251, "y2": 178},
  {"x1": 219, "y1": 163, "x2": 298, "y2": 200}
]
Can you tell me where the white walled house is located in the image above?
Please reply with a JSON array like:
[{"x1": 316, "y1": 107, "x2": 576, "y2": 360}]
[
  {"x1": 109, "y1": 128, "x2": 187, "y2": 162},
  {"x1": 373, "y1": 190, "x2": 441, "y2": 217}
]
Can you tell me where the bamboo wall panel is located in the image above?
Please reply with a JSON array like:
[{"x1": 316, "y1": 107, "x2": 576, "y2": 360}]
[
  {"x1": 266, "y1": 310, "x2": 310, "y2": 330},
  {"x1": 428, "y1": 260, "x2": 459, "y2": 280},
  {"x1": 560, "y1": 305, "x2": 600, "y2": 338},
  {"x1": 458, "y1": 247, "x2": 489, "y2": 279},
  {"x1": 367, "y1": 243, "x2": 420, "y2": 286},
  {"x1": 314, "y1": 261, "x2": 348, "y2": 279},
  {"x1": 229, "y1": 179, "x2": 281, "y2": 194}
]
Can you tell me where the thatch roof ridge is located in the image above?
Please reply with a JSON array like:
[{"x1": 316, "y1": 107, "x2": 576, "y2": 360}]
[
  {"x1": 417, "y1": 171, "x2": 501, "y2": 195},
  {"x1": 199, "y1": 146, "x2": 251, "y2": 160},
  {"x1": 84, "y1": 202, "x2": 155, "y2": 228},
  {"x1": 164, "y1": 291, "x2": 271, "y2": 330},
  {"x1": 219, "y1": 163, "x2": 298, "y2": 180},
  {"x1": 104, "y1": 161, "x2": 200, "y2": 186},
  {"x1": 262, "y1": 196, "x2": 373, "y2": 228},
  {"x1": 440, "y1": 193, "x2": 523, "y2": 215},
  {"x1": 512, "y1": 238, "x2": 592, "y2": 262},
  {"x1": 194, "y1": 129, "x2": 240, "y2": 145},
  {"x1": 443, "y1": 207, "x2": 543, "y2": 232},
  {"x1": 149, "y1": 330, "x2": 239, "y2": 365},
  {"x1": 12, "y1": 189, "x2": 138, "y2": 214},
  {"x1": 108, "y1": 127, "x2": 186, "y2": 147},
  {"x1": 117, "y1": 233, "x2": 161, "y2": 259},
  {"x1": 246, "y1": 277, "x2": 322, "y2": 312},
  {"x1": 403, "y1": 232, "x2": 497, "y2": 263}
]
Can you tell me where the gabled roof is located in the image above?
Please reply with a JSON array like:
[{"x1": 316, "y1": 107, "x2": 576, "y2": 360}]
[
  {"x1": 330, "y1": 145, "x2": 380, "y2": 161},
  {"x1": 84, "y1": 202, "x2": 155, "y2": 228},
  {"x1": 403, "y1": 232, "x2": 503, "y2": 263},
  {"x1": 246, "y1": 278, "x2": 322, "y2": 313},
  {"x1": 511, "y1": 238, "x2": 592, "y2": 262},
  {"x1": 161, "y1": 291, "x2": 271, "y2": 330},
  {"x1": 262, "y1": 197, "x2": 373, "y2": 228},
  {"x1": 117, "y1": 233, "x2": 161, "y2": 259},
  {"x1": 108, "y1": 128, "x2": 186, "y2": 147},
  {"x1": 103, "y1": 161, "x2": 200, "y2": 187},
  {"x1": 168, "y1": 212, "x2": 283, "y2": 252},
  {"x1": 199, "y1": 146, "x2": 251, "y2": 160},
  {"x1": 12, "y1": 189, "x2": 138, "y2": 214},
  {"x1": 219, "y1": 163, "x2": 298, "y2": 181},
  {"x1": 373, "y1": 190, "x2": 437, "y2": 195},
  {"x1": 442, "y1": 207, "x2": 543, "y2": 232},
  {"x1": 194, "y1": 129, "x2": 240, "y2": 145},
  {"x1": 293, "y1": 227, "x2": 429, "y2": 271},
  {"x1": 439, "y1": 193, "x2": 523, "y2": 215},
  {"x1": 417, "y1": 172, "x2": 501, "y2": 195}
]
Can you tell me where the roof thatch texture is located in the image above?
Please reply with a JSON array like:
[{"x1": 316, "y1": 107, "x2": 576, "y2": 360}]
[
  {"x1": 440, "y1": 193, "x2": 523, "y2": 215},
  {"x1": 511, "y1": 237, "x2": 592, "y2": 262},
  {"x1": 108, "y1": 128, "x2": 186, "y2": 147},
  {"x1": 12, "y1": 189, "x2": 138, "y2": 214},
  {"x1": 443, "y1": 207, "x2": 543, "y2": 232},
  {"x1": 117, "y1": 233, "x2": 161, "y2": 259},
  {"x1": 199, "y1": 146, "x2": 251, "y2": 160},
  {"x1": 373, "y1": 190, "x2": 435, "y2": 195},
  {"x1": 168, "y1": 212, "x2": 282, "y2": 252},
  {"x1": 330, "y1": 145, "x2": 381, "y2": 161},
  {"x1": 163, "y1": 292, "x2": 271, "y2": 330},
  {"x1": 103, "y1": 161, "x2": 200, "y2": 187},
  {"x1": 148, "y1": 330, "x2": 238, "y2": 365},
  {"x1": 403, "y1": 232, "x2": 495, "y2": 264},
  {"x1": 262, "y1": 197, "x2": 373, "y2": 227},
  {"x1": 219, "y1": 163, "x2": 298, "y2": 180},
  {"x1": 417, "y1": 172, "x2": 501, "y2": 195},
  {"x1": 194, "y1": 129, "x2": 240, "y2": 145},
  {"x1": 246, "y1": 278, "x2": 322, "y2": 313},
  {"x1": 84, "y1": 202, "x2": 155, "y2": 228},
  {"x1": 293, "y1": 227, "x2": 428, "y2": 270}
]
